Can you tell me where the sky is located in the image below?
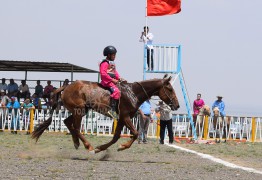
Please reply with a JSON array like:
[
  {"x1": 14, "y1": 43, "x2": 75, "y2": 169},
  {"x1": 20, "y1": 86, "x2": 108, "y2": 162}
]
[{"x1": 0, "y1": 0, "x2": 262, "y2": 116}]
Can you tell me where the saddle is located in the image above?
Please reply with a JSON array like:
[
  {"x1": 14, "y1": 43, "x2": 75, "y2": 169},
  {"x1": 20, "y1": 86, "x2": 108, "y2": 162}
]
[{"x1": 97, "y1": 83, "x2": 120, "y2": 110}]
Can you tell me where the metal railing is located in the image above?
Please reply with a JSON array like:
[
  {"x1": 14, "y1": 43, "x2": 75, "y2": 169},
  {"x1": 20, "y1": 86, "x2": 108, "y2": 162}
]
[{"x1": 0, "y1": 108, "x2": 261, "y2": 142}]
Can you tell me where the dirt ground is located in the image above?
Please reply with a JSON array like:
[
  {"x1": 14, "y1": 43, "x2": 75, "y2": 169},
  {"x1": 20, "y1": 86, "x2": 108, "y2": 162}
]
[{"x1": 0, "y1": 132, "x2": 262, "y2": 180}]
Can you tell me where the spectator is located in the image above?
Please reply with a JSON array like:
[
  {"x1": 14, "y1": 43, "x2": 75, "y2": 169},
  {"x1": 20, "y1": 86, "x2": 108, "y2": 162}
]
[
  {"x1": 18, "y1": 80, "x2": 30, "y2": 102},
  {"x1": 0, "y1": 90, "x2": 10, "y2": 130},
  {"x1": 21, "y1": 98, "x2": 35, "y2": 129},
  {"x1": 32, "y1": 93, "x2": 41, "y2": 109},
  {"x1": 0, "y1": 89, "x2": 10, "y2": 107},
  {"x1": 212, "y1": 95, "x2": 226, "y2": 117},
  {"x1": 193, "y1": 93, "x2": 205, "y2": 120},
  {"x1": 42, "y1": 80, "x2": 54, "y2": 105},
  {"x1": 155, "y1": 101, "x2": 174, "y2": 144},
  {"x1": 62, "y1": 79, "x2": 70, "y2": 87},
  {"x1": 139, "y1": 26, "x2": 154, "y2": 71},
  {"x1": 6, "y1": 96, "x2": 21, "y2": 133},
  {"x1": 138, "y1": 99, "x2": 152, "y2": 144},
  {"x1": 0, "y1": 78, "x2": 8, "y2": 92},
  {"x1": 35, "y1": 80, "x2": 43, "y2": 97},
  {"x1": 7, "y1": 79, "x2": 18, "y2": 97}
]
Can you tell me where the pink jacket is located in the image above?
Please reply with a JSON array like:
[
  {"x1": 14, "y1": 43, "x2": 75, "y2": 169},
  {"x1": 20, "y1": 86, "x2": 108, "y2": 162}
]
[
  {"x1": 100, "y1": 60, "x2": 120, "y2": 87},
  {"x1": 193, "y1": 99, "x2": 205, "y2": 115}
]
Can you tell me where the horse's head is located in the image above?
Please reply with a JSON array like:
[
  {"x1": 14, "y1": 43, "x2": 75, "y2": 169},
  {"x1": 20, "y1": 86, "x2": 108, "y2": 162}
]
[
  {"x1": 200, "y1": 105, "x2": 211, "y2": 116},
  {"x1": 213, "y1": 107, "x2": 220, "y2": 117},
  {"x1": 158, "y1": 75, "x2": 180, "y2": 111}
]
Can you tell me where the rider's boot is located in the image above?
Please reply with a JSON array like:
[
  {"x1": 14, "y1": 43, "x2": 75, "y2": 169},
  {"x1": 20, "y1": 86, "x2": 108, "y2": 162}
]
[{"x1": 108, "y1": 98, "x2": 118, "y2": 119}]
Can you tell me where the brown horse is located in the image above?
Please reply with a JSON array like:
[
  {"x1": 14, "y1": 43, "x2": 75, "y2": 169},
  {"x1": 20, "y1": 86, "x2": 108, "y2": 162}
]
[
  {"x1": 32, "y1": 75, "x2": 180, "y2": 153},
  {"x1": 194, "y1": 105, "x2": 211, "y2": 137},
  {"x1": 212, "y1": 107, "x2": 230, "y2": 139}
]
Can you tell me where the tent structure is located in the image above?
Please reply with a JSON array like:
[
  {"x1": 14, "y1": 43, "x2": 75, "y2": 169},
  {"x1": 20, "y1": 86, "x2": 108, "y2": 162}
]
[{"x1": 0, "y1": 60, "x2": 98, "y2": 81}]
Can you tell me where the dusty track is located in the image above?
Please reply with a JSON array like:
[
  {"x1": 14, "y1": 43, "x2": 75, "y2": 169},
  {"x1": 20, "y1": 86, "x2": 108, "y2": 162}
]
[{"x1": 0, "y1": 132, "x2": 261, "y2": 179}]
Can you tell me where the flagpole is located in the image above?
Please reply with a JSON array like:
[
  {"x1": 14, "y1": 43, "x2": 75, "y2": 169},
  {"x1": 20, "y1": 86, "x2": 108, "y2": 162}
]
[
  {"x1": 143, "y1": 0, "x2": 148, "y2": 80},
  {"x1": 145, "y1": 0, "x2": 148, "y2": 41}
]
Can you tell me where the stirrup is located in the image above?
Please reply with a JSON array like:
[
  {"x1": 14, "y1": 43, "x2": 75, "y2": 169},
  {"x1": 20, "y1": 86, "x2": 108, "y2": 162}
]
[{"x1": 108, "y1": 110, "x2": 118, "y2": 119}]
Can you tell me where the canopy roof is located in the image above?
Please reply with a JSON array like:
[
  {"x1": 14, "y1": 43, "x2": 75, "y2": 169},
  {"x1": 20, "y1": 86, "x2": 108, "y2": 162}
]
[{"x1": 0, "y1": 60, "x2": 98, "y2": 73}]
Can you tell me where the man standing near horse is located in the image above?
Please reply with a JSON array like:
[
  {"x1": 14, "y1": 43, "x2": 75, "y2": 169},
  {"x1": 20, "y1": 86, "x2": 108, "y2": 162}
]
[
  {"x1": 100, "y1": 45, "x2": 121, "y2": 119},
  {"x1": 155, "y1": 101, "x2": 174, "y2": 144},
  {"x1": 138, "y1": 99, "x2": 152, "y2": 144}
]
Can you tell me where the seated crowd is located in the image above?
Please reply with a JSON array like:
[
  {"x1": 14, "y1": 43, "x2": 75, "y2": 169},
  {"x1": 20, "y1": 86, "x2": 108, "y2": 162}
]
[{"x1": 0, "y1": 78, "x2": 70, "y2": 109}]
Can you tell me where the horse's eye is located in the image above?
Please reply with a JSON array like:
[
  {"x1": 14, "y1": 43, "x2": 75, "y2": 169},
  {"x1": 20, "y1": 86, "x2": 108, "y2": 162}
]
[{"x1": 166, "y1": 85, "x2": 172, "y2": 91}]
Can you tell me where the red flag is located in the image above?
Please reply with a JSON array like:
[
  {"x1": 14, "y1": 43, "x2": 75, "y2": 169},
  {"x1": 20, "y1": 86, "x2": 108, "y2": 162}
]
[{"x1": 147, "y1": 0, "x2": 181, "y2": 16}]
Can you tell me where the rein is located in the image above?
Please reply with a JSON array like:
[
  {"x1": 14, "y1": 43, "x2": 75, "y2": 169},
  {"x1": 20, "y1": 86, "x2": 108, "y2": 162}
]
[
  {"x1": 135, "y1": 82, "x2": 150, "y2": 100},
  {"x1": 135, "y1": 81, "x2": 174, "y2": 106}
]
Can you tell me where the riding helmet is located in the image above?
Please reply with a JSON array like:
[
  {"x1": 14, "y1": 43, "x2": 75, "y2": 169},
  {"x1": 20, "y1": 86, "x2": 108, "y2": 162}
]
[{"x1": 103, "y1": 46, "x2": 117, "y2": 56}]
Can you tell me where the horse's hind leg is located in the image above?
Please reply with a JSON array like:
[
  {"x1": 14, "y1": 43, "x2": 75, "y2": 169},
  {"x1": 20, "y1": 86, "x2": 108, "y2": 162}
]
[
  {"x1": 73, "y1": 115, "x2": 94, "y2": 152},
  {"x1": 94, "y1": 120, "x2": 124, "y2": 153},
  {"x1": 64, "y1": 115, "x2": 80, "y2": 149}
]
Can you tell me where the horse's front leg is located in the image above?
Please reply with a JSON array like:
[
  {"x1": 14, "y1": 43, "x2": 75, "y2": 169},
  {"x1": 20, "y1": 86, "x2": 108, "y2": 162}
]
[
  {"x1": 94, "y1": 120, "x2": 124, "y2": 153},
  {"x1": 117, "y1": 116, "x2": 138, "y2": 151}
]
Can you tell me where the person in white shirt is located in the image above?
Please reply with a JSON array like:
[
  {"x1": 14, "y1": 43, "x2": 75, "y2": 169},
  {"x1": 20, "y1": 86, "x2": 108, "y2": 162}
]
[
  {"x1": 155, "y1": 101, "x2": 174, "y2": 144},
  {"x1": 139, "y1": 26, "x2": 154, "y2": 71},
  {"x1": 18, "y1": 80, "x2": 30, "y2": 102},
  {"x1": 0, "y1": 89, "x2": 10, "y2": 107}
]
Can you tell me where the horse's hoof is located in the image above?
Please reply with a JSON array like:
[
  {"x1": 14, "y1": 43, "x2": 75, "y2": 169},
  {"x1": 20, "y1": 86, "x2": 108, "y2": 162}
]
[
  {"x1": 94, "y1": 149, "x2": 101, "y2": 154},
  {"x1": 117, "y1": 145, "x2": 126, "y2": 151},
  {"x1": 74, "y1": 143, "x2": 80, "y2": 150},
  {"x1": 89, "y1": 150, "x2": 96, "y2": 154}
]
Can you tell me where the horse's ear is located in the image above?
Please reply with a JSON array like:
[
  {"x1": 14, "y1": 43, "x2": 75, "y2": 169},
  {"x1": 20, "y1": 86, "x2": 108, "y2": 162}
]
[
  {"x1": 163, "y1": 76, "x2": 172, "y2": 85},
  {"x1": 163, "y1": 74, "x2": 168, "y2": 79}
]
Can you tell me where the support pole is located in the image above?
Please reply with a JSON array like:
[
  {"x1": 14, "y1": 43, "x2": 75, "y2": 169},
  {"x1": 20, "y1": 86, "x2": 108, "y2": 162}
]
[
  {"x1": 71, "y1": 65, "x2": 73, "y2": 81},
  {"x1": 29, "y1": 108, "x2": 34, "y2": 134},
  {"x1": 113, "y1": 119, "x2": 117, "y2": 134},
  {"x1": 203, "y1": 115, "x2": 209, "y2": 140},
  {"x1": 156, "y1": 119, "x2": 160, "y2": 138},
  {"x1": 251, "y1": 117, "x2": 256, "y2": 142},
  {"x1": 25, "y1": 71, "x2": 28, "y2": 81}
]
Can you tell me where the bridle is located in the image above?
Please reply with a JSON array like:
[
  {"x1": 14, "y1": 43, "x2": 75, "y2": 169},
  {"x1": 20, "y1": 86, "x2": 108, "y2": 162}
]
[
  {"x1": 162, "y1": 85, "x2": 176, "y2": 106},
  {"x1": 135, "y1": 82, "x2": 175, "y2": 107}
]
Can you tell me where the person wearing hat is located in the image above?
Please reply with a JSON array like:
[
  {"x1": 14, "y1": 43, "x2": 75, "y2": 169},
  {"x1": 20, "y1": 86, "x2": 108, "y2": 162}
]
[
  {"x1": 155, "y1": 100, "x2": 174, "y2": 144},
  {"x1": 0, "y1": 78, "x2": 7, "y2": 92},
  {"x1": 21, "y1": 99, "x2": 35, "y2": 129},
  {"x1": 212, "y1": 95, "x2": 225, "y2": 117},
  {"x1": 0, "y1": 89, "x2": 10, "y2": 107},
  {"x1": 0, "y1": 89, "x2": 10, "y2": 129},
  {"x1": 6, "y1": 96, "x2": 21, "y2": 133}
]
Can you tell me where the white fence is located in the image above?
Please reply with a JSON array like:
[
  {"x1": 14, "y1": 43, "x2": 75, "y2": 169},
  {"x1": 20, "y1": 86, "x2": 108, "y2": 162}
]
[{"x1": 0, "y1": 108, "x2": 261, "y2": 142}]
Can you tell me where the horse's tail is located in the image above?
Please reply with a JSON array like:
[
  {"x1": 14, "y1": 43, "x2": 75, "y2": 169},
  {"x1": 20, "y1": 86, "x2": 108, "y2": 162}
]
[
  {"x1": 31, "y1": 116, "x2": 52, "y2": 142},
  {"x1": 31, "y1": 87, "x2": 63, "y2": 142}
]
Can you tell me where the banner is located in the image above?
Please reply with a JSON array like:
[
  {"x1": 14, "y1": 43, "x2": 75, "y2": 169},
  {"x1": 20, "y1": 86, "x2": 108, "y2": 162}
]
[{"x1": 147, "y1": 0, "x2": 181, "y2": 16}]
